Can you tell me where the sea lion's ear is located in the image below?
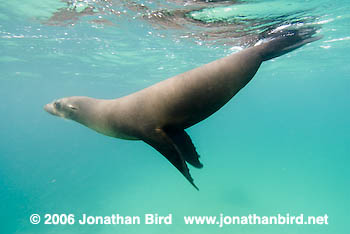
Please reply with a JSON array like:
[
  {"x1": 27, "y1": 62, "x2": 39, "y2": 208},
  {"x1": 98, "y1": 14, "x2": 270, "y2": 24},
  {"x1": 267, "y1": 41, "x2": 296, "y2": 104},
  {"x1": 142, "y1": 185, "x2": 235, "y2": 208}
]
[{"x1": 68, "y1": 104, "x2": 77, "y2": 110}]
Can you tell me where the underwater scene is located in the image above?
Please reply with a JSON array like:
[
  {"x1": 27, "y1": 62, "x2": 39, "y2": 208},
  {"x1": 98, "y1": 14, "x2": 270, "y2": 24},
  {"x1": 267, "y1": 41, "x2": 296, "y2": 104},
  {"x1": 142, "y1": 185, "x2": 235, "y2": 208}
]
[{"x1": 0, "y1": 0, "x2": 349, "y2": 233}]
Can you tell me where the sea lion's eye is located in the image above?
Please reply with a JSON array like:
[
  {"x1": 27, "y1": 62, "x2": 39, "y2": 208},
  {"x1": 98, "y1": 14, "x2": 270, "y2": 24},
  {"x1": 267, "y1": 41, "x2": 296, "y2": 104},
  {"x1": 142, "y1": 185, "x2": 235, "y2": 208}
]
[{"x1": 54, "y1": 101, "x2": 61, "y2": 109}]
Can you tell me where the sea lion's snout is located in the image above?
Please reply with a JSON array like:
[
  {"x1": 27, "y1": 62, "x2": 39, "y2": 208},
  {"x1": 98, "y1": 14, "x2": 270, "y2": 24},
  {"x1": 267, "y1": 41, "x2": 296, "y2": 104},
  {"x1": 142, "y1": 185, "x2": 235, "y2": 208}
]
[
  {"x1": 44, "y1": 102, "x2": 56, "y2": 115},
  {"x1": 44, "y1": 100, "x2": 61, "y2": 116}
]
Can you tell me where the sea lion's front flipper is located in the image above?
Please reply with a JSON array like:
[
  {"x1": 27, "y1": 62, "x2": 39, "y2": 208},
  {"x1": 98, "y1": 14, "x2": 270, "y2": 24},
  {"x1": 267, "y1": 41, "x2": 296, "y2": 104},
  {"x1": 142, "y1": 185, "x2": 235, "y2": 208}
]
[
  {"x1": 164, "y1": 128, "x2": 203, "y2": 169},
  {"x1": 143, "y1": 128, "x2": 199, "y2": 190}
]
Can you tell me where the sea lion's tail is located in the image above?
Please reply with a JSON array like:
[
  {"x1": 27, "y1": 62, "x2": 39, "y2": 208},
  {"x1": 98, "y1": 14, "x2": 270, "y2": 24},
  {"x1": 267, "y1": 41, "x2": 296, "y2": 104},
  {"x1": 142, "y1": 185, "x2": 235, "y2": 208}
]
[{"x1": 256, "y1": 25, "x2": 322, "y2": 61}]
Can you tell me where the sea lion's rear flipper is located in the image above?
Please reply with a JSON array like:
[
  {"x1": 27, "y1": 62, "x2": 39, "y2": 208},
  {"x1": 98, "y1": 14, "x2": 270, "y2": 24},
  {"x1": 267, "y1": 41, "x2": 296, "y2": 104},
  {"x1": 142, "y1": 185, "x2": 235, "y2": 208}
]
[
  {"x1": 257, "y1": 26, "x2": 322, "y2": 61},
  {"x1": 143, "y1": 128, "x2": 200, "y2": 190}
]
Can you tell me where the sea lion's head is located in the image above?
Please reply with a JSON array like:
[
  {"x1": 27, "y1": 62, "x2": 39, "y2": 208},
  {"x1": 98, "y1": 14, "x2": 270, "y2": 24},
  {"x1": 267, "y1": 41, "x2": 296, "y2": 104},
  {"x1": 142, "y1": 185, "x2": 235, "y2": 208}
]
[
  {"x1": 44, "y1": 96, "x2": 90, "y2": 120},
  {"x1": 44, "y1": 96, "x2": 137, "y2": 139}
]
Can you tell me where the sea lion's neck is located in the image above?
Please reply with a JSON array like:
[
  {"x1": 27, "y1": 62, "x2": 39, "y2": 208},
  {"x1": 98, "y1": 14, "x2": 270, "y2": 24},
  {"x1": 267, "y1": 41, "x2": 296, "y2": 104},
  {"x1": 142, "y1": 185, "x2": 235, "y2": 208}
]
[
  {"x1": 72, "y1": 97, "x2": 110, "y2": 136},
  {"x1": 75, "y1": 98, "x2": 139, "y2": 140}
]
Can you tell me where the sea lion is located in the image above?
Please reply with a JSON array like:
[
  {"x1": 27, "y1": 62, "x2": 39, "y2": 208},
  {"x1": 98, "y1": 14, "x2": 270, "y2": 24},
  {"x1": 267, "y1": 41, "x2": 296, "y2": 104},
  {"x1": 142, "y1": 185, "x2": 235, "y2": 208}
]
[{"x1": 44, "y1": 26, "x2": 321, "y2": 189}]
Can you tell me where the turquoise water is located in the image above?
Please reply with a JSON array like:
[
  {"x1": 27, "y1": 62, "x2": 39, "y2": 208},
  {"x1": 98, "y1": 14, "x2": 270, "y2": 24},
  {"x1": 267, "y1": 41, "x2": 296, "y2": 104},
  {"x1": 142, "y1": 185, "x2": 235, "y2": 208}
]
[{"x1": 1, "y1": 0, "x2": 349, "y2": 233}]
